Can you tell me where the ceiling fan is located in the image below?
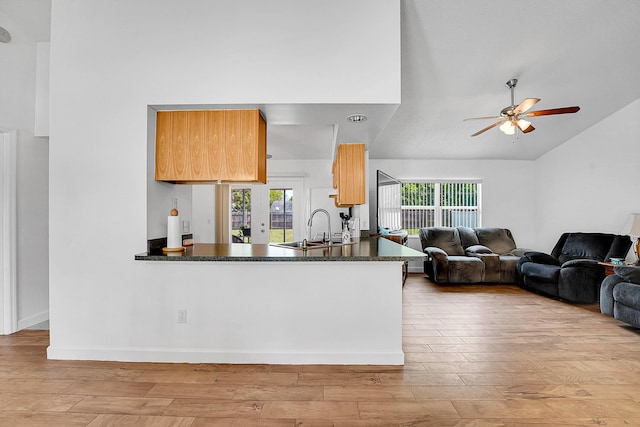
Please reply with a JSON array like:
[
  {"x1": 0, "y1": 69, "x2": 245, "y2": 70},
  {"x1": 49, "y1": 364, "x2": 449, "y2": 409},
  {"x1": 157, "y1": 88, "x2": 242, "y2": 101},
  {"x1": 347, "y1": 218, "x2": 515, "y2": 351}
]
[{"x1": 464, "y1": 79, "x2": 580, "y2": 137}]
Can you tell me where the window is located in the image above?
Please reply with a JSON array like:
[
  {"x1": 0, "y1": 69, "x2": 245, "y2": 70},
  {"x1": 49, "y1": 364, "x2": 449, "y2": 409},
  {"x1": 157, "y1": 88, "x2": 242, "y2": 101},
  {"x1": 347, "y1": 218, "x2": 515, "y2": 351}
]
[{"x1": 401, "y1": 181, "x2": 482, "y2": 234}]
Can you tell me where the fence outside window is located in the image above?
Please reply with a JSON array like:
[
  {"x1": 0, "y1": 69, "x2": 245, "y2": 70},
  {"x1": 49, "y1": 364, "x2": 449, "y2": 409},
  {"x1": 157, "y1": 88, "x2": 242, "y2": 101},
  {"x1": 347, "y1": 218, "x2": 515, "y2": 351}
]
[{"x1": 401, "y1": 181, "x2": 481, "y2": 234}]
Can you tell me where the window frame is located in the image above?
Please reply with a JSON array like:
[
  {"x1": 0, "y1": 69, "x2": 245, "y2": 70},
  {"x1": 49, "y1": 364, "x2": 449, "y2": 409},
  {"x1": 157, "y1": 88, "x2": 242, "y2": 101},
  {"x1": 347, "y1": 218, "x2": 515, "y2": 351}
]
[{"x1": 401, "y1": 179, "x2": 482, "y2": 235}]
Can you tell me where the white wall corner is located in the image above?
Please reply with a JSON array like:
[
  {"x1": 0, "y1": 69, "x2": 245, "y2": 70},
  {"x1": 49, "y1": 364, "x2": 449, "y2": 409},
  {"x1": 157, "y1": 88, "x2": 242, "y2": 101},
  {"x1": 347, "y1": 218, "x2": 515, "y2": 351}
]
[{"x1": 34, "y1": 42, "x2": 50, "y2": 137}]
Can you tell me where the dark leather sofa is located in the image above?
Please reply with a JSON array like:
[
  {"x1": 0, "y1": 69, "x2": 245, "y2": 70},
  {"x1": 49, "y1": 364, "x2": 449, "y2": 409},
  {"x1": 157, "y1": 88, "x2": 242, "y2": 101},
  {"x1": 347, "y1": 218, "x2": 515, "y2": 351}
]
[
  {"x1": 419, "y1": 227, "x2": 525, "y2": 283},
  {"x1": 601, "y1": 265, "x2": 640, "y2": 328},
  {"x1": 517, "y1": 232, "x2": 631, "y2": 303}
]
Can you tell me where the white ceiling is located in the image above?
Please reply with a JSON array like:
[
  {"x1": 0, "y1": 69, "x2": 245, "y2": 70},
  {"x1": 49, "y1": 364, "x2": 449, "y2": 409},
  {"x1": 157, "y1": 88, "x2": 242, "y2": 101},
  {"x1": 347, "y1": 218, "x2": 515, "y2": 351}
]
[
  {"x1": 372, "y1": 0, "x2": 640, "y2": 160},
  {"x1": 0, "y1": 0, "x2": 50, "y2": 42},
  {"x1": 4, "y1": 0, "x2": 640, "y2": 161}
]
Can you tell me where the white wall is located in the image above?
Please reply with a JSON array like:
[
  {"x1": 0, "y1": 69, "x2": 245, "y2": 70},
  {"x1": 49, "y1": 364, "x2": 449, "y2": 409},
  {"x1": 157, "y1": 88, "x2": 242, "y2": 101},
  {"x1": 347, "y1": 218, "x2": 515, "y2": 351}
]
[
  {"x1": 48, "y1": 0, "x2": 400, "y2": 357},
  {"x1": 146, "y1": 108, "x2": 194, "y2": 240},
  {"x1": 191, "y1": 185, "x2": 215, "y2": 243},
  {"x1": 34, "y1": 42, "x2": 49, "y2": 137},
  {"x1": 0, "y1": 10, "x2": 49, "y2": 329},
  {"x1": 534, "y1": 98, "x2": 640, "y2": 255},
  {"x1": 369, "y1": 159, "x2": 537, "y2": 271}
]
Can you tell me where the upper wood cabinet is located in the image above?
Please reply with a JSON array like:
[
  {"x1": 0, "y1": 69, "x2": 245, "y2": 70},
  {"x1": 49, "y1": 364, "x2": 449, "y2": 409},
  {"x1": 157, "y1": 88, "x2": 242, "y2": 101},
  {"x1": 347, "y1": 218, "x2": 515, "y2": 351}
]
[
  {"x1": 331, "y1": 143, "x2": 366, "y2": 206},
  {"x1": 155, "y1": 109, "x2": 267, "y2": 183}
]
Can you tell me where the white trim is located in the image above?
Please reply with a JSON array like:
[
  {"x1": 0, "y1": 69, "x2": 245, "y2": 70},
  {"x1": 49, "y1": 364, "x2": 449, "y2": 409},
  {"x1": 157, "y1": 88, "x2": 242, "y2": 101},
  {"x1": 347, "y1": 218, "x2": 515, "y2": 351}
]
[
  {"x1": 0, "y1": 130, "x2": 18, "y2": 335},
  {"x1": 17, "y1": 310, "x2": 49, "y2": 331},
  {"x1": 46, "y1": 347, "x2": 404, "y2": 365}
]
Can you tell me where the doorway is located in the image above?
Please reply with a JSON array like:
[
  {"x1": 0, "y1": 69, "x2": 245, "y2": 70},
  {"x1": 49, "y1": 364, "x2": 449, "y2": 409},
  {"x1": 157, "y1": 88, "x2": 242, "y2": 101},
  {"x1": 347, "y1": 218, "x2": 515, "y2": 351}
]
[
  {"x1": 230, "y1": 178, "x2": 303, "y2": 244},
  {"x1": 0, "y1": 130, "x2": 17, "y2": 335}
]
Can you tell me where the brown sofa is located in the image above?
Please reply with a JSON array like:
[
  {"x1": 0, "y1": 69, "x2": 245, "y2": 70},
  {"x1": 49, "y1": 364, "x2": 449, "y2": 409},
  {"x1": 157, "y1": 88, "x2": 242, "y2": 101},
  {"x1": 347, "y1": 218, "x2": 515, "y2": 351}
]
[{"x1": 418, "y1": 227, "x2": 525, "y2": 283}]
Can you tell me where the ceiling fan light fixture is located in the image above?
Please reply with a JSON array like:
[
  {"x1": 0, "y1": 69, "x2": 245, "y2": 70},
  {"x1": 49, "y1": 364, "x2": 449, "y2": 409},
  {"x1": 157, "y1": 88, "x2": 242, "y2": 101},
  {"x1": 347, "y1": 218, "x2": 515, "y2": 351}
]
[
  {"x1": 499, "y1": 121, "x2": 515, "y2": 135},
  {"x1": 517, "y1": 118, "x2": 533, "y2": 132}
]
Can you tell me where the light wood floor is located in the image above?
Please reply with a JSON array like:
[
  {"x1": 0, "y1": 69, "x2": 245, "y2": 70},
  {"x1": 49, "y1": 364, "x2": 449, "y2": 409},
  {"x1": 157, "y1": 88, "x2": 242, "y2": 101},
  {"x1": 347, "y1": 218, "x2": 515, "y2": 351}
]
[{"x1": 2, "y1": 274, "x2": 640, "y2": 426}]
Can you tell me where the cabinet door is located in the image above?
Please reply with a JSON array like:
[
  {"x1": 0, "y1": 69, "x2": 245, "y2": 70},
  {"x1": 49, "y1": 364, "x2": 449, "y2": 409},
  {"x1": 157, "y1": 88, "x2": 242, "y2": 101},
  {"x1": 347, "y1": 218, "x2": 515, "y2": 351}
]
[
  {"x1": 335, "y1": 144, "x2": 365, "y2": 206},
  {"x1": 155, "y1": 109, "x2": 266, "y2": 183},
  {"x1": 225, "y1": 109, "x2": 266, "y2": 182},
  {"x1": 171, "y1": 111, "x2": 189, "y2": 178},
  {"x1": 187, "y1": 110, "x2": 206, "y2": 180},
  {"x1": 205, "y1": 110, "x2": 227, "y2": 179},
  {"x1": 155, "y1": 111, "x2": 173, "y2": 180}
]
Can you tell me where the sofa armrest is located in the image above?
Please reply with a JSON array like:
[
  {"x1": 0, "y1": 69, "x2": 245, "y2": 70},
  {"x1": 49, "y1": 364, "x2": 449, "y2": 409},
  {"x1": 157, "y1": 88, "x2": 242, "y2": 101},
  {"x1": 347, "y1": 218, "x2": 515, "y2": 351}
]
[
  {"x1": 613, "y1": 265, "x2": 640, "y2": 283},
  {"x1": 465, "y1": 244, "x2": 493, "y2": 255},
  {"x1": 424, "y1": 246, "x2": 448, "y2": 263},
  {"x1": 600, "y1": 274, "x2": 625, "y2": 316},
  {"x1": 510, "y1": 247, "x2": 532, "y2": 257},
  {"x1": 424, "y1": 246, "x2": 449, "y2": 283},
  {"x1": 522, "y1": 251, "x2": 561, "y2": 266}
]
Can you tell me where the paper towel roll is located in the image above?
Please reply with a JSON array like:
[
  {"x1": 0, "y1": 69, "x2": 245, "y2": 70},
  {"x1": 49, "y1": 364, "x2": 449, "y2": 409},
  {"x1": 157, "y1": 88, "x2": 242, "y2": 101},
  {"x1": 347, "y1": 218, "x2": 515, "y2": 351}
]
[{"x1": 167, "y1": 215, "x2": 182, "y2": 248}]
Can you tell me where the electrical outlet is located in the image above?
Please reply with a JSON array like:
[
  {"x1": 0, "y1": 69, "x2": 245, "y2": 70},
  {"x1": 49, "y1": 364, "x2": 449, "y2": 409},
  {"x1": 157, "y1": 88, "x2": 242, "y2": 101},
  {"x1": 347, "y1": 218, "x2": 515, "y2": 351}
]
[{"x1": 177, "y1": 309, "x2": 187, "y2": 323}]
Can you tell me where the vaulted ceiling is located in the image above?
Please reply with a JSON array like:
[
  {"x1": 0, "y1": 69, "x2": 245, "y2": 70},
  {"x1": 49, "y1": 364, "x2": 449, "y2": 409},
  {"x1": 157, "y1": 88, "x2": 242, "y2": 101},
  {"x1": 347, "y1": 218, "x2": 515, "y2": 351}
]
[
  {"x1": 4, "y1": 0, "x2": 640, "y2": 161},
  {"x1": 372, "y1": 0, "x2": 640, "y2": 160}
]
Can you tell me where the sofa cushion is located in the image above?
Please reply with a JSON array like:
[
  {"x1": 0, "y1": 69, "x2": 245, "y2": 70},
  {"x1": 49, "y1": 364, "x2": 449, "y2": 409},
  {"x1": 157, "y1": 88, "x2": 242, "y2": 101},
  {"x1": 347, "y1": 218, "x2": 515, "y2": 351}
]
[
  {"x1": 557, "y1": 233, "x2": 613, "y2": 264},
  {"x1": 613, "y1": 282, "x2": 640, "y2": 310},
  {"x1": 475, "y1": 228, "x2": 517, "y2": 255},
  {"x1": 447, "y1": 256, "x2": 484, "y2": 282},
  {"x1": 420, "y1": 227, "x2": 465, "y2": 256},
  {"x1": 458, "y1": 227, "x2": 480, "y2": 249},
  {"x1": 520, "y1": 262, "x2": 561, "y2": 283},
  {"x1": 605, "y1": 235, "x2": 633, "y2": 262}
]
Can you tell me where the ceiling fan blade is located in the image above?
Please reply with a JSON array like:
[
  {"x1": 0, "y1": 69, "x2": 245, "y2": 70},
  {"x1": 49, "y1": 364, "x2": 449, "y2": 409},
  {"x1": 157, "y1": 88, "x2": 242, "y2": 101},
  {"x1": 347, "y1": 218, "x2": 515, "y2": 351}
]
[
  {"x1": 513, "y1": 98, "x2": 541, "y2": 115},
  {"x1": 463, "y1": 115, "x2": 502, "y2": 122},
  {"x1": 523, "y1": 106, "x2": 580, "y2": 117},
  {"x1": 471, "y1": 120, "x2": 504, "y2": 137}
]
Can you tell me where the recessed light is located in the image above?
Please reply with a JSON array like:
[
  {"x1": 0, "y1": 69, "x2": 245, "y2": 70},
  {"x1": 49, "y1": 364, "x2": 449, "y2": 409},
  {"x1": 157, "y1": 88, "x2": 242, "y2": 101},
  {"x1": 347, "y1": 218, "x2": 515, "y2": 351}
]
[{"x1": 346, "y1": 114, "x2": 368, "y2": 123}]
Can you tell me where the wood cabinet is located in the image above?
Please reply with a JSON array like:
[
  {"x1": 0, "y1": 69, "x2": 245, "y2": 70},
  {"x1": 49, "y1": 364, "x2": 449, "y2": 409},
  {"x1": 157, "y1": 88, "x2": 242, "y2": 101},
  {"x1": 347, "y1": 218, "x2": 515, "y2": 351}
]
[
  {"x1": 155, "y1": 109, "x2": 266, "y2": 183},
  {"x1": 331, "y1": 143, "x2": 365, "y2": 206}
]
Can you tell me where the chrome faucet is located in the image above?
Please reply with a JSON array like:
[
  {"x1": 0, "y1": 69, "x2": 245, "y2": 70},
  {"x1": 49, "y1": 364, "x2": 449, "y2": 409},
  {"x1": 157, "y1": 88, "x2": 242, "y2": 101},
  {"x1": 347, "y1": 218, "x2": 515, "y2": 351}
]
[{"x1": 308, "y1": 208, "x2": 332, "y2": 245}]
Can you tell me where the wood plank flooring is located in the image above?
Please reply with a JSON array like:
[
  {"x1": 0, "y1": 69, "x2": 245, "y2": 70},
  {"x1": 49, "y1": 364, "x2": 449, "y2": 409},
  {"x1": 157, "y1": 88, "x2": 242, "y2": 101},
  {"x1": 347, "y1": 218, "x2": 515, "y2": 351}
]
[{"x1": 2, "y1": 274, "x2": 640, "y2": 426}]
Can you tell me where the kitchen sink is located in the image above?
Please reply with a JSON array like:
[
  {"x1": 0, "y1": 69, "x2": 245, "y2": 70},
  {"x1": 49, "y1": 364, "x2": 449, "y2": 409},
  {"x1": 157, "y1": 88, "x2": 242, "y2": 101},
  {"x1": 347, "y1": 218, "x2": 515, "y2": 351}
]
[{"x1": 270, "y1": 240, "x2": 356, "y2": 251}]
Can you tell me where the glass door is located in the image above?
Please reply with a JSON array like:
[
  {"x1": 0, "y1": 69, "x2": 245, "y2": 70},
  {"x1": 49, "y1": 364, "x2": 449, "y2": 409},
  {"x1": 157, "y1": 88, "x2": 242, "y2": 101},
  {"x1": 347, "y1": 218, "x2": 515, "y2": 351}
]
[
  {"x1": 268, "y1": 188, "x2": 294, "y2": 243},
  {"x1": 231, "y1": 188, "x2": 252, "y2": 243},
  {"x1": 230, "y1": 178, "x2": 303, "y2": 244}
]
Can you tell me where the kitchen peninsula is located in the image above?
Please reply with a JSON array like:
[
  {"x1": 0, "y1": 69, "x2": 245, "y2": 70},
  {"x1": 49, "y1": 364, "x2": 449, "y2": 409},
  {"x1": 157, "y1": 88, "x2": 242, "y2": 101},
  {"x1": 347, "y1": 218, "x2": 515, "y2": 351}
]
[{"x1": 130, "y1": 238, "x2": 424, "y2": 365}]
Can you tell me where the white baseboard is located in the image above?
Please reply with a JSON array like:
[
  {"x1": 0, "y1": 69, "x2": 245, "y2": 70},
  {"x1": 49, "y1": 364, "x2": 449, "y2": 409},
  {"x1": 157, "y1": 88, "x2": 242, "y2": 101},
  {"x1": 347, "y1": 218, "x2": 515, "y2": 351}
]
[
  {"x1": 47, "y1": 346, "x2": 405, "y2": 365},
  {"x1": 18, "y1": 310, "x2": 49, "y2": 330}
]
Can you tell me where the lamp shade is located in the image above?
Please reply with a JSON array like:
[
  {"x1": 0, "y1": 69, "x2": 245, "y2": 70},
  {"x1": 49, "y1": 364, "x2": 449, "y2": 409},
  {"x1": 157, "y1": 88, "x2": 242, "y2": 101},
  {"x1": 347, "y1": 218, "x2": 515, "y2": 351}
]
[
  {"x1": 499, "y1": 121, "x2": 515, "y2": 135},
  {"x1": 622, "y1": 213, "x2": 640, "y2": 236}
]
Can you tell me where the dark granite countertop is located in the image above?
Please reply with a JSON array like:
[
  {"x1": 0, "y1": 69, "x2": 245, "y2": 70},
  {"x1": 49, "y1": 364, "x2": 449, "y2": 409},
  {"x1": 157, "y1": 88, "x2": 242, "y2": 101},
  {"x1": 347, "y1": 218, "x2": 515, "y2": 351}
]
[{"x1": 135, "y1": 238, "x2": 425, "y2": 262}]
